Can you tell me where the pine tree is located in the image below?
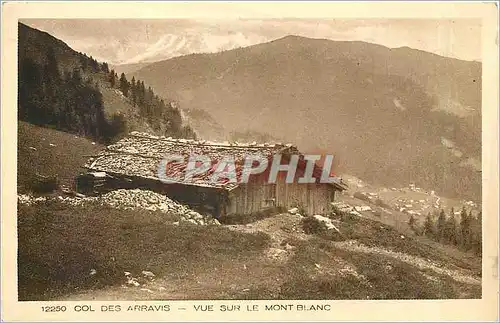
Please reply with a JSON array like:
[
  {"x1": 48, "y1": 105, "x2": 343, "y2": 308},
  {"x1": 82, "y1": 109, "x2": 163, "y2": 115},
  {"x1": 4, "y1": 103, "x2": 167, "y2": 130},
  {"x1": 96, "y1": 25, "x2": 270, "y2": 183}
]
[
  {"x1": 42, "y1": 48, "x2": 62, "y2": 124},
  {"x1": 459, "y1": 206, "x2": 472, "y2": 250},
  {"x1": 436, "y1": 209, "x2": 447, "y2": 242},
  {"x1": 470, "y1": 211, "x2": 482, "y2": 255},
  {"x1": 44, "y1": 48, "x2": 60, "y2": 80},
  {"x1": 131, "y1": 76, "x2": 136, "y2": 105},
  {"x1": 109, "y1": 69, "x2": 116, "y2": 87},
  {"x1": 79, "y1": 54, "x2": 88, "y2": 71},
  {"x1": 119, "y1": 73, "x2": 129, "y2": 97},
  {"x1": 423, "y1": 213, "x2": 435, "y2": 238},
  {"x1": 19, "y1": 57, "x2": 43, "y2": 122},
  {"x1": 444, "y1": 213, "x2": 458, "y2": 245},
  {"x1": 408, "y1": 215, "x2": 416, "y2": 229},
  {"x1": 139, "y1": 81, "x2": 146, "y2": 106},
  {"x1": 105, "y1": 114, "x2": 127, "y2": 143},
  {"x1": 101, "y1": 62, "x2": 109, "y2": 73},
  {"x1": 89, "y1": 56, "x2": 99, "y2": 71}
]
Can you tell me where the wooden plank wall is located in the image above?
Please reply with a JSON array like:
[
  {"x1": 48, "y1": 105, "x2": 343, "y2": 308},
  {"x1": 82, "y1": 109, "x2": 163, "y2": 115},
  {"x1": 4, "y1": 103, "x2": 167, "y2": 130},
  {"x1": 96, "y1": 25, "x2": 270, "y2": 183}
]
[
  {"x1": 228, "y1": 172, "x2": 336, "y2": 215},
  {"x1": 227, "y1": 174, "x2": 276, "y2": 214}
]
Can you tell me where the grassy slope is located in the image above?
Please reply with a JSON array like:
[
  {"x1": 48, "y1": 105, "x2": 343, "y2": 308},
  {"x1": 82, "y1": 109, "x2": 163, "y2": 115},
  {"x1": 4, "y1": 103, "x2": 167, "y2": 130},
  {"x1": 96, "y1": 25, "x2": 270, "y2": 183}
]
[
  {"x1": 17, "y1": 121, "x2": 104, "y2": 192},
  {"x1": 308, "y1": 212, "x2": 481, "y2": 275},
  {"x1": 17, "y1": 201, "x2": 270, "y2": 301},
  {"x1": 281, "y1": 237, "x2": 480, "y2": 300},
  {"x1": 17, "y1": 202, "x2": 480, "y2": 301}
]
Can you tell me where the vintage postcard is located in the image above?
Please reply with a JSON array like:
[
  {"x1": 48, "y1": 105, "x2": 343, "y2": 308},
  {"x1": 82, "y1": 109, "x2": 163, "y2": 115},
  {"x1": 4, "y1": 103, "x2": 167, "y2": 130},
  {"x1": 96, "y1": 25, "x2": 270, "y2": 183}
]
[{"x1": 1, "y1": 1, "x2": 499, "y2": 322}]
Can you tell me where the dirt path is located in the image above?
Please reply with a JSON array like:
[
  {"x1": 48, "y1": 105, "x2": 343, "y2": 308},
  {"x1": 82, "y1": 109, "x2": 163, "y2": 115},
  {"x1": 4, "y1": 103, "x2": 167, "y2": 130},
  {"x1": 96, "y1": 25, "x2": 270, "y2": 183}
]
[
  {"x1": 332, "y1": 240, "x2": 481, "y2": 285},
  {"x1": 229, "y1": 213, "x2": 480, "y2": 286},
  {"x1": 225, "y1": 213, "x2": 308, "y2": 263}
]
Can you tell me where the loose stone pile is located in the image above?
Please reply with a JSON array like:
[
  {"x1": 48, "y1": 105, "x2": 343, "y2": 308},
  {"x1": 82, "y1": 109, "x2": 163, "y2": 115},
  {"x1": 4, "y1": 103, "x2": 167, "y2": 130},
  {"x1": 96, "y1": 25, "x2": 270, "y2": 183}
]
[
  {"x1": 100, "y1": 189, "x2": 220, "y2": 225},
  {"x1": 17, "y1": 194, "x2": 47, "y2": 206},
  {"x1": 331, "y1": 201, "x2": 363, "y2": 217},
  {"x1": 18, "y1": 189, "x2": 220, "y2": 226}
]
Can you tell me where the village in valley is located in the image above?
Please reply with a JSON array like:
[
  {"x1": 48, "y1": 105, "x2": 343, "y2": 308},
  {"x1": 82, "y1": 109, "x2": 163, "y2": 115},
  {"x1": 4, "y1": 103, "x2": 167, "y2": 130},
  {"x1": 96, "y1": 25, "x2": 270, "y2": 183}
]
[{"x1": 16, "y1": 19, "x2": 483, "y2": 301}]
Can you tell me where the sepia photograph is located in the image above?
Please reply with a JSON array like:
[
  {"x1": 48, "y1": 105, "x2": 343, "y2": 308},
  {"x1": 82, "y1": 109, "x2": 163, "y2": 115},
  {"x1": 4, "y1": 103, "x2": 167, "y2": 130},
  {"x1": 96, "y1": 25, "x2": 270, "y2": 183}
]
[{"x1": 1, "y1": 2, "x2": 499, "y2": 322}]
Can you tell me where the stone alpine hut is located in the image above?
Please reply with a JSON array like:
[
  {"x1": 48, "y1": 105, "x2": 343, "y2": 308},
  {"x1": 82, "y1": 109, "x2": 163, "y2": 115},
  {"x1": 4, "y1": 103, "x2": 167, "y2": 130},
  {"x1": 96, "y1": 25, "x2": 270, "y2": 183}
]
[{"x1": 79, "y1": 132, "x2": 347, "y2": 218}]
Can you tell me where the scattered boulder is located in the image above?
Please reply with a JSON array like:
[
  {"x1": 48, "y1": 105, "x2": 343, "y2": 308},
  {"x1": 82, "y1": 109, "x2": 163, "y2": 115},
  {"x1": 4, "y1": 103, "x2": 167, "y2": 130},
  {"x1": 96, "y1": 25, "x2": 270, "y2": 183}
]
[
  {"x1": 186, "y1": 219, "x2": 198, "y2": 225},
  {"x1": 142, "y1": 271, "x2": 155, "y2": 280},
  {"x1": 331, "y1": 201, "x2": 362, "y2": 217},
  {"x1": 313, "y1": 214, "x2": 341, "y2": 232},
  {"x1": 126, "y1": 276, "x2": 140, "y2": 287}
]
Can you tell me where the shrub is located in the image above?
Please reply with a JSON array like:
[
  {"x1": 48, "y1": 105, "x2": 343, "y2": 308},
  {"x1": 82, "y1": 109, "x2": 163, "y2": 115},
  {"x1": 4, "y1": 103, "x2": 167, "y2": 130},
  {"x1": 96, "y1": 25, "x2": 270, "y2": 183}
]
[
  {"x1": 340, "y1": 212, "x2": 361, "y2": 224},
  {"x1": 301, "y1": 216, "x2": 327, "y2": 235},
  {"x1": 330, "y1": 204, "x2": 344, "y2": 217},
  {"x1": 27, "y1": 174, "x2": 58, "y2": 193},
  {"x1": 297, "y1": 205, "x2": 308, "y2": 217}
]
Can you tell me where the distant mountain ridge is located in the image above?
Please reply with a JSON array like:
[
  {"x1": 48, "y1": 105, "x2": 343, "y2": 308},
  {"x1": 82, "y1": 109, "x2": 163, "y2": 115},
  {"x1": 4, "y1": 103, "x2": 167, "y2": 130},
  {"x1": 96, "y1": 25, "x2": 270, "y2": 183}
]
[
  {"x1": 111, "y1": 62, "x2": 153, "y2": 77},
  {"x1": 89, "y1": 30, "x2": 268, "y2": 65},
  {"x1": 131, "y1": 35, "x2": 482, "y2": 201}
]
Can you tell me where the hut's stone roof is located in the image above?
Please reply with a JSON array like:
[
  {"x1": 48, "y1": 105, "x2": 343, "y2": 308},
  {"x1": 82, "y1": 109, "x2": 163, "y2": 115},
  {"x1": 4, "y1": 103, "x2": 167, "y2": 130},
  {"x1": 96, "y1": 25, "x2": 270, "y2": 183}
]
[{"x1": 84, "y1": 132, "x2": 347, "y2": 191}]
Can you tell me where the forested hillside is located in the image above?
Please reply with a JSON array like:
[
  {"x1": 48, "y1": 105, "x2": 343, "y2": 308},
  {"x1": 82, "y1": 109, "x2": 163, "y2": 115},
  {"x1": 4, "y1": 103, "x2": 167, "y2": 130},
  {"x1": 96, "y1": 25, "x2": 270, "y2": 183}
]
[{"x1": 18, "y1": 22, "x2": 195, "y2": 143}]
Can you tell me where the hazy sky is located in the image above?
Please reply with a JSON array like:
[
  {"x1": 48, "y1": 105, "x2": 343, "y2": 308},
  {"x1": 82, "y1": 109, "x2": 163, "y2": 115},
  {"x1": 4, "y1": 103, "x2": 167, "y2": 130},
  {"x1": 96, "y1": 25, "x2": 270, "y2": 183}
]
[{"x1": 22, "y1": 19, "x2": 482, "y2": 65}]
